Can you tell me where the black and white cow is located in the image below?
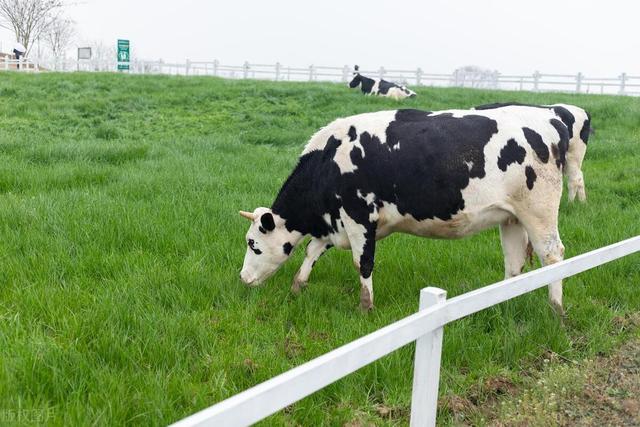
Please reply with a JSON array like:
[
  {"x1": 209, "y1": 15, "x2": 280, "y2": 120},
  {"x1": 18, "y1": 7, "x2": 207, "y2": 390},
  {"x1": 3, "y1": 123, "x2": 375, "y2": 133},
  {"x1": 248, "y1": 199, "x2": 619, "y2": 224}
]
[
  {"x1": 348, "y1": 65, "x2": 417, "y2": 100},
  {"x1": 240, "y1": 108, "x2": 569, "y2": 313},
  {"x1": 474, "y1": 102, "x2": 592, "y2": 202}
]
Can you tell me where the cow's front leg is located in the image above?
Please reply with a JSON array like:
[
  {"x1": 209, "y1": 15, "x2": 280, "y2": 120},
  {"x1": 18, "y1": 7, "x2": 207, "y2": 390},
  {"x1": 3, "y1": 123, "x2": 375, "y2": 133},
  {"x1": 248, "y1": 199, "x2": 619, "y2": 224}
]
[
  {"x1": 292, "y1": 238, "x2": 332, "y2": 293},
  {"x1": 344, "y1": 221, "x2": 377, "y2": 310}
]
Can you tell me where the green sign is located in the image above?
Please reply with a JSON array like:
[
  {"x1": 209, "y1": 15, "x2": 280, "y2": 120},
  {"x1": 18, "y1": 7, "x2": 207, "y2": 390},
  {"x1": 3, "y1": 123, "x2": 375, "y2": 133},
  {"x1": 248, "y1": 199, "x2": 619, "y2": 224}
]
[{"x1": 117, "y1": 39, "x2": 130, "y2": 71}]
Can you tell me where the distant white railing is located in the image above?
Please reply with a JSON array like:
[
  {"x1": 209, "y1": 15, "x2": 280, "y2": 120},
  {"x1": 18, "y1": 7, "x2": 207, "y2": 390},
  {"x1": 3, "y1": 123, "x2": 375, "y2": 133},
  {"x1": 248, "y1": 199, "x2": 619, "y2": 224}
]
[
  {"x1": 2, "y1": 55, "x2": 639, "y2": 96},
  {"x1": 170, "y1": 235, "x2": 640, "y2": 427}
]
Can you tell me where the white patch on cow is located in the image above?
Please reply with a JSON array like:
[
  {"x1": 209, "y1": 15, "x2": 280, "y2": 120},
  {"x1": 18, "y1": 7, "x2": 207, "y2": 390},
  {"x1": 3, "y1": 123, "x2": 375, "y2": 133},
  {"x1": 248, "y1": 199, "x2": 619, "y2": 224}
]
[
  {"x1": 392, "y1": 141, "x2": 401, "y2": 150},
  {"x1": 370, "y1": 80, "x2": 381, "y2": 95},
  {"x1": 322, "y1": 213, "x2": 333, "y2": 227},
  {"x1": 464, "y1": 160, "x2": 473, "y2": 171},
  {"x1": 357, "y1": 190, "x2": 376, "y2": 205},
  {"x1": 333, "y1": 141, "x2": 358, "y2": 174},
  {"x1": 357, "y1": 190, "x2": 379, "y2": 222},
  {"x1": 385, "y1": 86, "x2": 412, "y2": 100},
  {"x1": 303, "y1": 111, "x2": 398, "y2": 158}
]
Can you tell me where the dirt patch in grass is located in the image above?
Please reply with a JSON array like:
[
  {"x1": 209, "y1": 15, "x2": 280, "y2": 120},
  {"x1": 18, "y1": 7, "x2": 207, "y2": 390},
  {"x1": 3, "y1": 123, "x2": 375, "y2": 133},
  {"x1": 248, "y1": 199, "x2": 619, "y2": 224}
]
[{"x1": 441, "y1": 333, "x2": 640, "y2": 426}]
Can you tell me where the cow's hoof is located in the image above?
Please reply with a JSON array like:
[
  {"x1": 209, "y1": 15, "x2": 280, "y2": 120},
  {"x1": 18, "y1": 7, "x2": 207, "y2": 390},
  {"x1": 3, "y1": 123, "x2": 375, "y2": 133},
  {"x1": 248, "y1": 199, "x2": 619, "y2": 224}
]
[
  {"x1": 360, "y1": 302, "x2": 374, "y2": 312},
  {"x1": 291, "y1": 276, "x2": 307, "y2": 294},
  {"x1": 360, "y1": 286, "x2": 374, "y2": 311},
  {"x1": 577, "y1": 190, "x2": 587, "y2": 203}
]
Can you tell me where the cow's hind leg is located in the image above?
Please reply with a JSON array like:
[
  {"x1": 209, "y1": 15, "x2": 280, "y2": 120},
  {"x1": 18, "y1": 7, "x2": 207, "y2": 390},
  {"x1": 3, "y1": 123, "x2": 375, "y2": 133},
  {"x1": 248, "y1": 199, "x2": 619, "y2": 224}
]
[
  {"x1": 499, "y1": 219, "x2": 529, "y2": 279},
  {"x1": 518, "y1": 217, "x2": 565, "y2": 315},
  {"x1": 565, "y1": 146, "x2": 587, "y2": 202},
  {"x1": 292, "y1": 238, "x2": 332, "y2": 293}
]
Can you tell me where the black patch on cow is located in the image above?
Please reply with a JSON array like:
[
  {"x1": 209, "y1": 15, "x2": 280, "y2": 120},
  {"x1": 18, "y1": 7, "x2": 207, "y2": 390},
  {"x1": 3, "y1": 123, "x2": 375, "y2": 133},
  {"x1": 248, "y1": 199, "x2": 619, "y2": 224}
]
[
  {"x1": 348, "y1": 126, "x2": 357, "y2": 141},
  {"x1": 324, "y1": 135, "x2": 342, "y2": 161},
  {"x1": 497, "y1": 138, "x2": 526, "y2": 171},
  {"x1": 358, "y1": 75, "x2": 375, "y2": 94},
  {"x1": 551, "y1": 106, "x2": 575, "y2": 140},
  {"x1": 525, "y1": 166, "x2": 537, "y2": 190},
  {"x1": 260, "y1": 212, "x2": 275, "y2": 232},
  {"x1": 271, "y1": 110, "x2": 499, "y2": 238},
  {"x1": 522, "y1": 127, "x2": 550, "y2": 163},
  {"x1": 579, "y1": 111, "x2": 592, "y2": 144},
  {"x1": 354, "y1": 114, "x2": 498, "y2": 221},
  {"x1": 377, "y1": 79, "x2": 401, "y2": 94},
  {"x1": 395, "y1": 109, "x2": 432, "y2": 122},
  {"x1": 283, "y1": 242, "x2": 293, "y2": 256},
  {"x1": 258, "y1": 226, "x2": 266, "y2": 234},
  {"x1": 360, "y1": 224, "x2": 376, "y2": 279},
  {"x1": 272, "y1": 149, "x2": 342, "y2": 237},
  {"x1": 550, "y1": 119, "x2": 569, "y2": 169}
]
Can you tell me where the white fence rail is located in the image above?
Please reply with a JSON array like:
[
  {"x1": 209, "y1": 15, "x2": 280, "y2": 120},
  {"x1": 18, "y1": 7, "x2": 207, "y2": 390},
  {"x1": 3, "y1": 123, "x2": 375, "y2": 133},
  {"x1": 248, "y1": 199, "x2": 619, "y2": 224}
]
[
  {"x1": 171, "y1": 235, "x2": 640, "y2": 427},
  {"x1": 3, "y1": 55, "x2": 640, "y2": 96}
]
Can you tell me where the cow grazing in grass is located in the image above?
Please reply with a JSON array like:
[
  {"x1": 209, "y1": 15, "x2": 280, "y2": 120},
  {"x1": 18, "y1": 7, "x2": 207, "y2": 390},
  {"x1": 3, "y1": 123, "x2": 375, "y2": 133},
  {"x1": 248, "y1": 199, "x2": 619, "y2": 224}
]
[
  {"x1": 348, "y1": 65, "x2": 416, "y2": 100},
  {"x1": 474, "y1": 102, "x2": 592, "y2": 202},
  {"x1": 240, "y1": 108, "x2": 569, "y2": 314}
]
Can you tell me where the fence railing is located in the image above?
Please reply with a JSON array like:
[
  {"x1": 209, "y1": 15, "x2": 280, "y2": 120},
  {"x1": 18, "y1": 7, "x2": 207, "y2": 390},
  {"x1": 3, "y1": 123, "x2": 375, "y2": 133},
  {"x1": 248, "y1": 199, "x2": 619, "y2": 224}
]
[
  {"x1": 170, "y1": 235, "x2": 640, "y2": 427},
  {"x1": 3, "y1": 55, "x2": 639, "y2": 96}
]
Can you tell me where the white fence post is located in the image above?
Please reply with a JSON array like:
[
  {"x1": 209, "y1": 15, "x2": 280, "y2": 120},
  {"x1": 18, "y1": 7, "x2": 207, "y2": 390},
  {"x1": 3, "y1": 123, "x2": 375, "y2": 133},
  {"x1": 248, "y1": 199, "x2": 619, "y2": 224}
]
[
  {"x1": 4, "y1": 55, "x2": 8, "y2": 71},
  {"x1": 185, "y1": 59, "x2": 191, "y2": 76},
  {"x1": 213, "y1": 59, "x2": 219, "y2": 76},
  {"x1": 379, "y1": 66, "x2": 385, "y2": 80},
  {"x1": 619, "y1": 72, "x2": 627, "y2": 95},
  {"x1": 309, "y1": 64, "x2": 315, "y2": 81},
  {"x1": 275, "y1": 62, "x2": 281, "y2": 81},
  {"x1": 342, "y1": 64, "x2": 350, "y2": 82},
  {"x1": 576, "y1": 72, "x2": 583, "y2": 93},
  {"x1": 410, "y1": 287, "x2": 447, "y2": 427},
  {"x1": 533, "y1": 70, "x2": 540, "y2": 92},
  {"x1": 243, "y1": 61, "x2": 249, "y2": 79},
  {"x1": 416, "y1": 67, "x2": 423, "y2": 86}
]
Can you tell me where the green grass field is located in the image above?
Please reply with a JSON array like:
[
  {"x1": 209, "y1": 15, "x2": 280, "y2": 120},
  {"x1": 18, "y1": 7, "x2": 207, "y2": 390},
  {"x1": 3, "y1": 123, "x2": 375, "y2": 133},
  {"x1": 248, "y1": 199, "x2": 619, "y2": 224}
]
[{"x1": 0, "y1": 72, "x2": 638, "y2": 426}]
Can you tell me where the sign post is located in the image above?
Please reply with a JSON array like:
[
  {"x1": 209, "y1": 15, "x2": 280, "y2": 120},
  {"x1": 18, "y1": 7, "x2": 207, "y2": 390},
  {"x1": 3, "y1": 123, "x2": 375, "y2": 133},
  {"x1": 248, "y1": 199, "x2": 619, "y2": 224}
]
[{"x1": 117, "y1": 39, "x2": 130, "y2": 71}]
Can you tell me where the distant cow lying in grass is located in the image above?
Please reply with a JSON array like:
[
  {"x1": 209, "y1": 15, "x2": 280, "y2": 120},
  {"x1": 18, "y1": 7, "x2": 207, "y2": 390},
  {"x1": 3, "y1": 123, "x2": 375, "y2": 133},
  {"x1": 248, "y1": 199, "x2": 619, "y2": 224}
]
[
  {"x1": 240, "y1": 108, "x2": 571, "y2": 314},
  {"x1": 348, "y1": 65, "x2": 416, "y2": 100},
  {"x1": 474, "y1": 102, "x2": 593, "y2": 202}
]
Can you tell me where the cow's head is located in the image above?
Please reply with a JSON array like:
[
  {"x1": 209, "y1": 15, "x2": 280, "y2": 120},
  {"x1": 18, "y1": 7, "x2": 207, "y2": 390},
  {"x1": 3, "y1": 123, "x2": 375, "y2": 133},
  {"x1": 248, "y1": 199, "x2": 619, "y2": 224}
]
[
  {"x1": 348, "y1": 65, "x2": 362, "y2": 88},
  {"x1": 239, "y1": 208, "x2": 300, "y2": 286}
]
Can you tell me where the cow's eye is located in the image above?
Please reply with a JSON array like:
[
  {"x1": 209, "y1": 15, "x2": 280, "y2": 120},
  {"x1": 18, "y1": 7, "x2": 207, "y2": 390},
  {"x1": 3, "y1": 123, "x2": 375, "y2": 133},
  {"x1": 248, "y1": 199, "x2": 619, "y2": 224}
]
[{"x1": 247, "y1": 239, "x2": 262, "y2": 255}]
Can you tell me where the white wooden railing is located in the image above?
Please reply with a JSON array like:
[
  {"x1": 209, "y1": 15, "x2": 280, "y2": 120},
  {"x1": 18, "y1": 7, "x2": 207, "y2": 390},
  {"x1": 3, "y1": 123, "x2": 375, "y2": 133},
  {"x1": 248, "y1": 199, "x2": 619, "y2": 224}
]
[
  {"x1": 170, "y1": 235, "x2": 640, "y2": 427},
  {"x1": 3, "y1": 56, "x2": 640, "y2": 96}
]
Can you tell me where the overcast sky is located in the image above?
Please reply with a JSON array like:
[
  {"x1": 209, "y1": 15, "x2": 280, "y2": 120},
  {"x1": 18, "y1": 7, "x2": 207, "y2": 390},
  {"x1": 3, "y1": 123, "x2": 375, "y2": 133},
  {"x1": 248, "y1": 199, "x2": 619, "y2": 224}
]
[{"x1": 2, "y1": 0, "x2": 639, "y2": 76}]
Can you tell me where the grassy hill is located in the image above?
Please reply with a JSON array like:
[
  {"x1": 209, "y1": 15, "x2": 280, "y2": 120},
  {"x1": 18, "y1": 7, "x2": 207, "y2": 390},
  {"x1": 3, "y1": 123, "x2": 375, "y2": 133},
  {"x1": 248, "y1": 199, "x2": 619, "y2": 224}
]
[{"x1": 0, "y1": 72, "x2": 638, "y2": 426}]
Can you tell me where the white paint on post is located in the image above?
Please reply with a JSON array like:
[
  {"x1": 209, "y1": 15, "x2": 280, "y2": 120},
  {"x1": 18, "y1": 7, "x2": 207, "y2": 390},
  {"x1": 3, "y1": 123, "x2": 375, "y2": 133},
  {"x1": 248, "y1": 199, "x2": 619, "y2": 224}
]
[{"x1": 410, "y1": 287, "x2": 447, "y2": 427}]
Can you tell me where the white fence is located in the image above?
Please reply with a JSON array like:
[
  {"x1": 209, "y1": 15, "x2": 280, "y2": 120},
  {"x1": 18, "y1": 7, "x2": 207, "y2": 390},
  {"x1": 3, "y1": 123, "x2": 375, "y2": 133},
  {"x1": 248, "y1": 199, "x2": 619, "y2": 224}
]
[
  {"x1": 171, "y1": 235, "x2": 640, "y2": 427},
  {"x1": 3, "y1": 55, "x2": 640, "y2": 96}
]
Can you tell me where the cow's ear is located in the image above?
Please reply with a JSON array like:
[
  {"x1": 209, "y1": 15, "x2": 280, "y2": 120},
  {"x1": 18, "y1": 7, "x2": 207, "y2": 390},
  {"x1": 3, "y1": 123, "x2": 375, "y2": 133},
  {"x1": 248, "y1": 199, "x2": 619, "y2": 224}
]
[{"x1": 260, "y1": 212, "x2": 276, "y2": 232}]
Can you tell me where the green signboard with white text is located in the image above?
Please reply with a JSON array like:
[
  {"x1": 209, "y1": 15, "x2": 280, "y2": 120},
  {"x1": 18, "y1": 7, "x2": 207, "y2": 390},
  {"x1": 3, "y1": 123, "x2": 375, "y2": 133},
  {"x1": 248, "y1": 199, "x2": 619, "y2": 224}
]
[{"x1": 117, "y1": 39, "x2": 130, "y2": 71}]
